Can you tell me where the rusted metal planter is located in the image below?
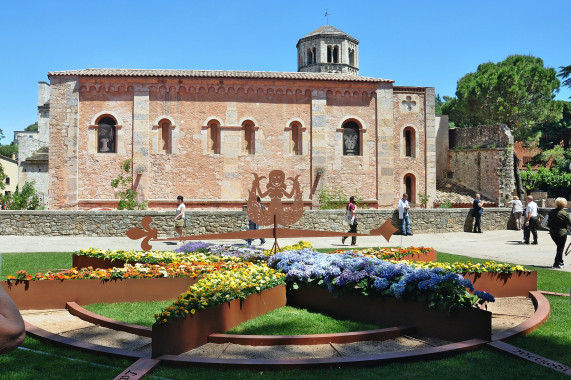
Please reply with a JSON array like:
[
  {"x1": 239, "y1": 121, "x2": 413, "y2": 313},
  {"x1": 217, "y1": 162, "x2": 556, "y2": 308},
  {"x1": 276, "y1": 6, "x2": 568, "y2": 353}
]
[
  {"x1": 392, "y1": 249, "x2": 437, "y2": 262},
  {"x1": 72, "y1": 254, "x2": 127, "y2": 269},
  {"x1": 1, "y1": 277, "x2": 197, "y2": 310},
  {"x1": 152, "y1": 284, "x2": 287, "y2": 357},
  {"x1": 462, "y1": 271, "x2": 537, "y2": 297},
  {"x1": 286, "y1": 285, "x2": 491, "y2": 342}
]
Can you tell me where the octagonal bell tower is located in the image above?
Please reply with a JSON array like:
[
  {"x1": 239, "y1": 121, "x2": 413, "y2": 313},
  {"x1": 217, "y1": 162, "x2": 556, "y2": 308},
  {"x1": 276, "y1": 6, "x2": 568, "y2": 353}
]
[{"x1": 297, "y1": 25, "x2": 359, "y2": 75}]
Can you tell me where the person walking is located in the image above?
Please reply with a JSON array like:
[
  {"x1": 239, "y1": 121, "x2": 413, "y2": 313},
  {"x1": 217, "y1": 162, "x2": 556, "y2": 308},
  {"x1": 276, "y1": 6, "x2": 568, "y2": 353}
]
[
  {"x1": 174, "y1": 195, "x2": 186, "y2": 244},
  {"x1": 546, "y1": 197, "x2": 571, "y2": 269},
  {"x1": 508, "y1": 195, "x2": 524, "y2": 230},
  {"x1": 397, "y1": 193, "x2": 412, "y2": 236},
  {"x1": 472, "y1": 194, "x2": 483, "y2": 233},
  {"x1": 524, "y1": 195, "x2": 539, "y2": 245},
  {"x1": 342, "y1": 196, "x2": 358, "y2": 246},
  {"x1": 246, "y1": 196, "x2": 266, "y2": 247}
]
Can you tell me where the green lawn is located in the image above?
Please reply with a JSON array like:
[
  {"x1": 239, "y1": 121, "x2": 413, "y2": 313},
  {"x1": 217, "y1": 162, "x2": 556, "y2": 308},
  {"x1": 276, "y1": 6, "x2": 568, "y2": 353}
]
[{"x1": 1, "y1": 249, "x2": 569, "y2": 379}]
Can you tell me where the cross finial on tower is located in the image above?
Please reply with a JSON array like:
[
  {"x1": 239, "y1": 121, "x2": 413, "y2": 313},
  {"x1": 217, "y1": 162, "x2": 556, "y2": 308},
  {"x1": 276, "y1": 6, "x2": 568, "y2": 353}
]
[{"x1": 325, "y1": 10, "x2": 329, "y2": 25}]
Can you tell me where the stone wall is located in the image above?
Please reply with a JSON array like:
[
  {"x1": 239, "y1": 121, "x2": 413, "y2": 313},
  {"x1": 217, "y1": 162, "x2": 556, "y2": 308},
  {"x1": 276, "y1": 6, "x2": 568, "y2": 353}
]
[
  {"x1": 449, "y1": 124, "x2": 513, "y2": 149},
  {"x1": 0, "y1": 208, "x2": 526, "y2": 237},
  {"x1": 448, "y1": 148, "x2": 515, "y2": 206}
]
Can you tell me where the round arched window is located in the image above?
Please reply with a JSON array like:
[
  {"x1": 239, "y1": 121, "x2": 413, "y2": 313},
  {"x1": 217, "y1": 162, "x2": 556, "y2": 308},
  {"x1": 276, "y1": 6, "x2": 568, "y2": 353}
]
[
  {"x1": 97, "y1": 117, "x2": 116, "y2": 153},
  {"x1": 343, "y1": 121, "x2": 360, "y2": 156}
]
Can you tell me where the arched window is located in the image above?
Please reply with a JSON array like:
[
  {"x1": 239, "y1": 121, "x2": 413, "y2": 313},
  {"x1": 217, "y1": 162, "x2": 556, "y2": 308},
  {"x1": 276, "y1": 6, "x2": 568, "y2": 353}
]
[
  {"x1": 349, "y1": 48, "x2": 355, "y2": 66},
  {"x1": 158, "y1": 119, "x2": 172, "y2": 154},
  {"x1": 403, "y1": 127, "x2": 416, "y2": 158},
  {"x1": 312, "y1": 47, "x2": 316, "y2": 63},
  {"x1": 327, "y1": 45, "x2": 332, "y2": 63},
  {"x1": 97, "y1": 117, "x2": 117, "y2": 153},
  {"x1": 242, "y1": 121, "x2": 255, "y2": 155},
  {"x1": 333, "y1": 45, "x2": 339, "y2": 63},
  {"x1": 5, "y1": 177, "x2": 10, "y2": 186},
  {"x1": 290, "y1": 122, "x2": 302, "y2": 155},
  {"x1": 207, "y1": 121, "x2": 220, "y2": 154},
  {"x1": 307, "y1": 48, "x2": 313, "y2": 65},
  {"x1": 342, "y1": 121, "x2": 360, "y2": 156},
  {"x1": 404, "y1": 174, "x2": 416, "y2": 204}
]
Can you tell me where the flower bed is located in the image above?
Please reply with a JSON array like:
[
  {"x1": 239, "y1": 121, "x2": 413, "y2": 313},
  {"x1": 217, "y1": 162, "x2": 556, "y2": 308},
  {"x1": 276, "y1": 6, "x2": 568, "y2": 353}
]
[
  {"x1": 268, "y1": 249, "x2": 493, "y2": 312},
  {"x1": 7, "y1": 261, "x2": 221, "y2": 284},
  {"x1": 152, "y1": 284, "x2": 286, "y2": 357},
  {"x1": 154, "y1": 263, "x2": 285, "y2": 324},
  {"x1": 1, "y1": 277, "x2": 199, "y2": 310},
  {"x1": 331, "y1": 246, "x2": 437, "y2": 262},
  {"x1": 286, "y1": 284, "x2": 491, "y2": 342}
]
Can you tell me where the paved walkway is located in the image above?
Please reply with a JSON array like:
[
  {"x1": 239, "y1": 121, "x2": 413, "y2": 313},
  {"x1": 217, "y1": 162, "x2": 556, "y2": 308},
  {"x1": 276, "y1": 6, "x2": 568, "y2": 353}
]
[{"x1": 0, "y1": 230, "x2": 568, "y2": 272}]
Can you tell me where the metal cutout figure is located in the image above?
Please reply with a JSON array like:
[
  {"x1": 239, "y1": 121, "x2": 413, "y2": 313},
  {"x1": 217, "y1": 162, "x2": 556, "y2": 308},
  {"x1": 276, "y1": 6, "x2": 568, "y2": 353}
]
[{"x1": 127, "y1": 170, "x2": 398, "y2": 251}]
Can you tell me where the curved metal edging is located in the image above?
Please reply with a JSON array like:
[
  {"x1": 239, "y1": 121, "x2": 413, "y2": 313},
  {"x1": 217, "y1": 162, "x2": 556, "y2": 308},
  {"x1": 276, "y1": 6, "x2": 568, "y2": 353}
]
[
  {"x1": 208, "y1": 326, "x2": 415, "y2": 346},
  {"x1": 24, "y1": 322, "x2": 149, "y2": 360},
  {"x1": 66, "y1": 301, "x2": 152, "y2": 338},
  {"x1": 491, "y1": 291, "x2": 550, "y2": 342},
  {"x1": 156, "y1": 339, "x2": 489, "y2": 369}
]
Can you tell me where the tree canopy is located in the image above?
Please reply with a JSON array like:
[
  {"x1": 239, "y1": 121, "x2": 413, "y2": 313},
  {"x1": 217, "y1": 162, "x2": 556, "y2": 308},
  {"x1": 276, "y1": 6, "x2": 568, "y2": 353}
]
[
  {"x1": 25, "y1": 122, "x2": 38, "y2": 132},
  {"x1": 442, "y1": 55, "x2": 561, "y2": 130}
]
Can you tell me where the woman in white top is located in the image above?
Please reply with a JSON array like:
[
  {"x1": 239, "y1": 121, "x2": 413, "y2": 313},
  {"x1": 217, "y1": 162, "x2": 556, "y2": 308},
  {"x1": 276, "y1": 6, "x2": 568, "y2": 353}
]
[
  {"x1": 174, "y1": 195, "x2": 186, "y2": 244},
  {"x1": 508, "y1": 196, "x2": 524, "y2": 230}
]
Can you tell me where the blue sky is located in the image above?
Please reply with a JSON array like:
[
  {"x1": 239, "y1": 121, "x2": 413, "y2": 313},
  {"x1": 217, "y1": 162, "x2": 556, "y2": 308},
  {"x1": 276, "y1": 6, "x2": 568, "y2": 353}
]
[{"x1": 0, "y1": 0, "x2": 569, "y2": 144}]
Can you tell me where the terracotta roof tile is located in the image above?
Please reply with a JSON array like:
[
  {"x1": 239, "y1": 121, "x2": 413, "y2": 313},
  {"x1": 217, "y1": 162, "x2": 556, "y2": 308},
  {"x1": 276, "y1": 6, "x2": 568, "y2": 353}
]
[{"x1": 48, "y1": 68, "x2": 392, "y2": 83}]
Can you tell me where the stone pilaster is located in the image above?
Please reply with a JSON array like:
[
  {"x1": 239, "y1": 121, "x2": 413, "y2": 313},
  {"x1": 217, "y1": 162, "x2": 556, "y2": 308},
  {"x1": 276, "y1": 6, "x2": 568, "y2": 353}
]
[
  {"x1": 133, "y1": 86, "x2": 150, "y2": 204},
  {"x1": 424, "y1": 87, "x2": 437, "y2": 205},
  {"x1": 48, "y1": 77, "x2": 80, "y2": 209},
  {"x1": 376, "y1": 83, "x2": 394, "y2": 206},
  {"x1": 311, "y1": 90, "x2": 327, "y2": 206}
]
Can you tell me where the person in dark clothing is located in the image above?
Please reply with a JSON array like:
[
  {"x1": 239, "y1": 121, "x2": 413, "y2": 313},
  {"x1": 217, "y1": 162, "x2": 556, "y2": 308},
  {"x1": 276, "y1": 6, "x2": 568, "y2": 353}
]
[
  {"x1": 547, "y1": 197, "x2": 571, "y2": 269},
  {"x1": 472, "y1": 194, "x2": 483, "y2": 233}
]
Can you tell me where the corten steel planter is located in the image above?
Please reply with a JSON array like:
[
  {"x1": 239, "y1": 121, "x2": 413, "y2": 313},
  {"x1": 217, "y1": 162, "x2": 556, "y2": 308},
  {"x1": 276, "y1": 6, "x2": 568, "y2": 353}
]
[
  {"x1": 152, "y1": 284, "x2": 287, "y2": 358},
  {"x1": 72, "y1": 254, "x2": 127, "y2": 269},
  {"x1": 392, "y1": 249, "x2": 437, "y2": 263},
  {"x1": 286, "y1": 285, "x2": 491, "y2": 342},
  {"x1": 1, "y1": 277, "x2": 197, "y2": 310},
  {"x1": 462, "y1": 271, "x2": 537, "y2": 297}
]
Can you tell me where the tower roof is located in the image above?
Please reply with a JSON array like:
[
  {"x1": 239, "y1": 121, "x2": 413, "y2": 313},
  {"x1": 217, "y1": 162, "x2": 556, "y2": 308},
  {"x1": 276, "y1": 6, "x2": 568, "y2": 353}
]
[{"x1": 297, "y1": 25, "x2": 359, "y2": 46}]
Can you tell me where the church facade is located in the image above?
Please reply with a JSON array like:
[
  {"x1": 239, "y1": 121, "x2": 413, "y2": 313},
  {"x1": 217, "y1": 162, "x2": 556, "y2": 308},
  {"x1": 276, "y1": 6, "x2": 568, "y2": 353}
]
[{"x1": 46, "y1": 26, "x2": 436, "y2": 210}]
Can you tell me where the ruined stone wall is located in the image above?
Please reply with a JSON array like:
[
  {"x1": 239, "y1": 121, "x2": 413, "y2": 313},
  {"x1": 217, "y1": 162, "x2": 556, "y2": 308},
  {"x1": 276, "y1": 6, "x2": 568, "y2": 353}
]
[
  {"x1": 448, "y1": 148, "x2": 515, "y2": 205},
  {"x1": 0, "y1": 208, "x2": 524, "y2": 237},
  {"x1": 449, "y1": 124, "x2": 513, "y2": 149}
]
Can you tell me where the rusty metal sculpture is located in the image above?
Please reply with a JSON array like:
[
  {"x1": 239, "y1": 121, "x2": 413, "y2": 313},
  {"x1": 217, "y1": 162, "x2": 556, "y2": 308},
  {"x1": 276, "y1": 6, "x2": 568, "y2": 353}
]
[{"x1": 127, "y1": 170, "x2": 398, "y2": 251}]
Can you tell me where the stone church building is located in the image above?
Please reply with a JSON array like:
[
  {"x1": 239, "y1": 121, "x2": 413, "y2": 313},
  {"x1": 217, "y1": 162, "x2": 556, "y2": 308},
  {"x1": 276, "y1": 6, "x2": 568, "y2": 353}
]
[{"x1": 44, "y1": 25, "x2": 436, "y2": 210}]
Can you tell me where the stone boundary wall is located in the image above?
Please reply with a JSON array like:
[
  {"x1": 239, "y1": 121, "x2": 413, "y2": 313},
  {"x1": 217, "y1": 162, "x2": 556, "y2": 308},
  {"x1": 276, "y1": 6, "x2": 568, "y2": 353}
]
[
  {"x1": 449, "y1": 124, "x2": 513, "y2": 149},
  {"x1": 0, "y1": 208, "x2": 540, "y2": 237}
]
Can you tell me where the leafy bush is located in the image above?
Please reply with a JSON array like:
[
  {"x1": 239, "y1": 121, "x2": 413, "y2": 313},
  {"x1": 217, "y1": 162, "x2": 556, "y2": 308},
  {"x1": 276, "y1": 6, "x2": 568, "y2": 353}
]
[
  {"x1": 317, "y1": 185, "x2": 362, "y2": 209},
  {"x1": 1, "y1": 181, "x2": 42, "y2": 210},
  {"x1": 111, "y1": 159, "x2": 146, "y2": 210},
  {"x1": 438, "y1": 200, "x2": 453, "y2": 208},
  {"x1": 521, "y1": 167, "x2": 571, "y2": 198}
]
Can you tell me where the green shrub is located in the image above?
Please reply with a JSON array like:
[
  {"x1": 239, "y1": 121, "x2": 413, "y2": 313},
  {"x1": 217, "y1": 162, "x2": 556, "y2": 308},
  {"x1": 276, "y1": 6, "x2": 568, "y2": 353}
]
[{"x1": 521, "y1": 167, "x2": 571, "y2": 198}]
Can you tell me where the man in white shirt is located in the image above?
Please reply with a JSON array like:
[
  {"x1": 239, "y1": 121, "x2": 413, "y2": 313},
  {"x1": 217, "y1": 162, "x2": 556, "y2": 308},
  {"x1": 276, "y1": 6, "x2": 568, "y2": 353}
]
[
  {"x1": 398, "y1": 193, "x2": 412, "y2": 236},
  {"x1": 524, "y1": 195, "x2": 539, "y2": 245}
]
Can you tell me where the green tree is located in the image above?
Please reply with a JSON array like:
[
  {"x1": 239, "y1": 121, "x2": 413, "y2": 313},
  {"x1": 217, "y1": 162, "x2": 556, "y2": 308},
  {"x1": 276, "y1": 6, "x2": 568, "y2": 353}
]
[
  {"x1": 435, "y1": 94, "x2": 444, "y2": 115},
  {"x1": 535, "y1": 100, "x2": 571, "y2": 150},
  {"x1": 443, "y1": 55, "x2": 561, "y2": 130},
  {"x1": 0, "y1": 162, "x2": 5, "y2": 191},
  {"x1": 25, "y1": 122, "x2": 38, "y2": 132},
  {"x1": 559, "y1": 65, "x2": 571, "y2": 93},
  {"x1": 442, "y1": 55, "x2": 562, "y2": 198},
  {"x1": 1, "y1": 182, "x2": 41, "y2": 210},
  {"x1": 0, "y1": 142, "x2": 18, "y2": 159},
  {"x1": 111, "y1": 158, "x2": 146, "y2": 210}
]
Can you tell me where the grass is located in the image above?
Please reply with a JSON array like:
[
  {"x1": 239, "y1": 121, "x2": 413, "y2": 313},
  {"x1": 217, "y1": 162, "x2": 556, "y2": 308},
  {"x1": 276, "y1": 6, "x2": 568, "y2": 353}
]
[
  {"x1": 0, "y1": 252, "x2": 71, "y2": 280},
  {"x1": 83, "y1": 301, "x2": 174, "y2": 327},
  {"x1": 226, "y1": 306, "x2": 385, "y2": 335},
  {"x1": 1, "y1": 249, "x2": 570, "y2": 379}
]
